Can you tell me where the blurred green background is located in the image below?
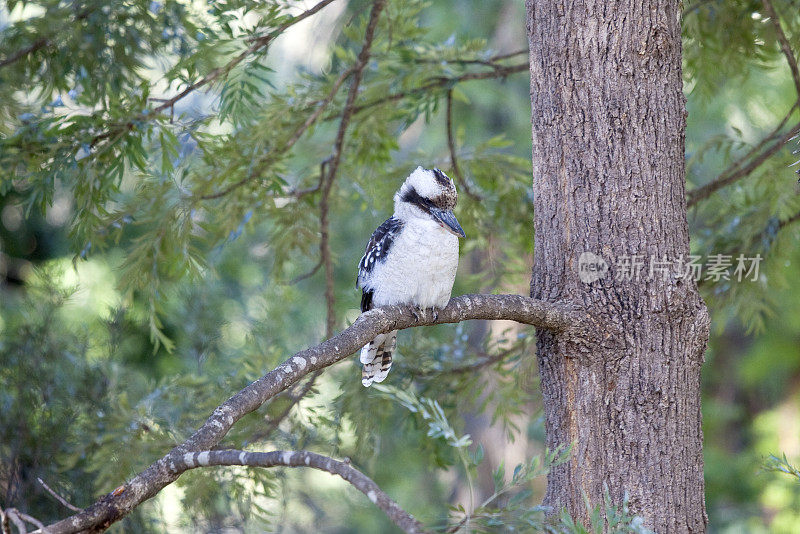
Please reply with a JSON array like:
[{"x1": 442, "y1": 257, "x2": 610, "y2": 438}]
[{"x1": 1, "y1": 0, "x2": 800, "y2": 532}]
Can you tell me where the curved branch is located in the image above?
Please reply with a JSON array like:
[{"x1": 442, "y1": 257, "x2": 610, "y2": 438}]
[
  {"x1": 0, "y1": 38, "x2": 49, "y2": 69},
  {"x1": 0, "y1": 6, "x2": 97, "y2": 70},
  {"x1": 42, "y1": 294, "x2": 584, "y2": 534},
  {"x1": 2, "y1": 508, "x2": 49, "y2": 534},
  {"x1": 201, "y1": 37, "x2": 518, "y2": 202},
  {"x1": 687, "y1": 114, "x2": 800, "y2": 206},
  {"x1": 411, "y1": 49, "x2": 527, "y2": 70},
  {"x1": 36, "y1": 478, "x2": 81, "y2": 513},
  {"x1": 173, "y1": 449, "x2": 428, "y2": 534},
  {"x1": 762, "y1": 0, "x2": 800, "y2": 102}
]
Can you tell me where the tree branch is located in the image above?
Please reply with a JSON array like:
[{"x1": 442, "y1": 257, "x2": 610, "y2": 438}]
[
  {"x1": 350, "y1": 62, "x2": 528, "y2": 116},
  {"x1": 762, "y1": 0, "x2": 800, "y2": 101},
  {"x1": 778, "y1": 210, "x2": 800, "y2": 230},
  {"x1": 686, "y1": 105, "x2": 800, "y2": 207},
  {"x1": 42, "y1": 294, "x2": 583, "y2": 534},
  {"x1": 200, "y1": 35, "x2": 519, "y2": 202},
  {"x1": 2, "y1": 509, "x2": 24, "y2": 534},
  {"x1": 286, "y1": 259, "x2": 323, "y2": 285},
  {"x1": 413, "y1": 49, "x2": 527, "y2": 67},
  {"x1": 199, "y1": 67, "x2": 354, "y2": 200},
  {"x1": 36, "y1": 478, "x2": 81, "y2": 513},
  {"x1": 445, "y1": 90, "x2": 482, "y2": 201},
  {"x1": 319, "y1": 0, "x2": 386, "y2": 338},
  {"x1": 2, "y1": 508, "x2": 49, "y2": 534},
  {"x1": 152, "y1": 0, "x2": 337, "y2": 117},
  {"x1": 442, "y1": 346, "x2": 518, "y2": 376},
  {"x1": 696, "y1": 210, "x2": 800, "y2": 288},
  {"x1": 172, "y1": 449, "x2": 428, "y2": 534},
  {"x1": 90, "y1": 0, "x2": 338, "y2": 148},
  {"x1": 0, "y1": 38, "x2": 49, "y2": 69},
  {"x1": 0, "y1": 5, "x2": 97, "y2": 70},
  {"x1": 250, "y1": 369, "x2": 322, "y2": 443},
  {"x1": 14, "y1": 512, "x2": 48, "y2": 534}
]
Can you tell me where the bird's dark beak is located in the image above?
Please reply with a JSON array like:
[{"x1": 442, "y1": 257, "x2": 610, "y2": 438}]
[{"x1": 433, "y1": 209, "x2": 466, "y2": 238}]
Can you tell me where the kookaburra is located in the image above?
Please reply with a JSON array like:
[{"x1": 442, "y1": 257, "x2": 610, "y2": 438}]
[{"x1": 356, "y1": 167, "x2": 466, "y2": 387}]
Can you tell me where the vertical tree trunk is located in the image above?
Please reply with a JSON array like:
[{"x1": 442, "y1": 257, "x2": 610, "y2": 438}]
[{"x1": 526, "y1": 1, "x2": 710, "y2": 531}]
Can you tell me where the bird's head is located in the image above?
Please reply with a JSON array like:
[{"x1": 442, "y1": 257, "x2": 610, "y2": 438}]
[{"x1": 394, "y1": 167, "x2": 466, "y2": 238}]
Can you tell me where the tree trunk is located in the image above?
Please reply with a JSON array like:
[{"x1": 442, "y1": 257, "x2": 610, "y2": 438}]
[{"x1": 526, "y1": 1, "x2": 710, "y2": 531}]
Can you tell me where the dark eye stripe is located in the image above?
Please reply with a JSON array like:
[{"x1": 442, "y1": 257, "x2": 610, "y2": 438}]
[{"x1": 400, "y1": 186, "x2": 435, "y2": 214}]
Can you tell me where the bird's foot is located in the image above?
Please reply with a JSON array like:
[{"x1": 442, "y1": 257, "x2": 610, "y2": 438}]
[
  {"x1": 411, "y1": 306, "x2": 423, "y2": 323},
  {"x1": 430, "y1": 307, "x2": 439, "y2": 322}
]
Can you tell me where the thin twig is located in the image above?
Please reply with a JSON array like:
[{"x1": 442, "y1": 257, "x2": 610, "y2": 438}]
[
  {"x1": 446, "y1": 514, "x2": 469, "y2": 534},
  {"x1": 697, "y1": 210, "x2": 800, "y2": 288},
  {"x1": 447, "y1": 348, "x2": 516, "y2": 375},
  {"x1": 319, "y1": 0, "x2": 387, "y2": 338},
  {"x1": 762, "y1": 0, "x2": 800, "y2": 101},
  {"x1": 445, "y1": 90, "x2": 482, "y2": 201},
  {"x1": 90, "y1": 0, "x2": 338, "y2": 148},
  {"x1": 414, "y1": 49, "x2": 527, "y2": 67},
  {"x1": 350, "y1": 63, "x2": 528, "y2": 117},
  {"x1": 0, "y1": 5, "x2": 97, "y2": 69},
  {"x1": 287, "y1": 260, "x2": 323, "y2": 285},
  {"x1": 409, "y1": 345, "x2": 519, "y2": 378},
  {"x1": 151, "y1": 0, "x2": 337, "y2": 118},
  {"x1": 36, "y1": 478, "x2": 81, "y2": 512},
  {"x1": 290, "y1": 185, "x2": 321, "y2": 198},
  {"x1": 174, "y1": 450, "x2": 429, "y2": 533},
  {"x1": 12, "y1": 512, "x2": 49, "y2": 534},
  {"x1": 685, "y1": 0, "x2": 800, "y2": 206},
  {"x1": 2, "y1": 508, "x2": 51, "y2": 534},
  {"x1": 286, "y1": 69, "x2": 355, "y2": 151},
  {"x1": 0, "y1": 38, "x2": 49, "y2": 69},
  {"x1": 251, "y1": 370, "x2": 323, "y2": 442},
  {"x1": 687, "y1": 104, "x2": 800, "y2": 207},
  {"x1": 778, "y1": 210, "x2": 800, "y2": 230},
  {"x1": 486, "y1": 49, "x2": 529, "y2": 63},
  {"x1": 200, "y1": 67, "x2": 354, "y2": 200}
]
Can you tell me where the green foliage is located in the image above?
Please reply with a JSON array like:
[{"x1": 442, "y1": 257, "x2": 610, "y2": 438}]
[
  {"x1": 557, "y1": 489, "x2": 652, "y2": 534},
  {"x1": 446, "y1": 447, "x2": 568, "y2": 533},
  {"x1": 765, "y1": 454, "x2": 800, "y2": 481},
  {"x1": 444, "y1": 447, "x2": 652, "y2": 533},
  {"x1": 372, "y1": 384, "x2": 473, "y2": 449}
]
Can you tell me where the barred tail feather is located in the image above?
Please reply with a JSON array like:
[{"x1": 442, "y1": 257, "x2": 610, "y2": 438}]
[{"x1": 361, "y1": 330, "x2": 397, "y2": 387}]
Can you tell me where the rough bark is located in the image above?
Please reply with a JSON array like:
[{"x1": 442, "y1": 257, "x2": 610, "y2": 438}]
[{"x1": 526, "y1": 1, "x2": 710, "y2": 532}]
